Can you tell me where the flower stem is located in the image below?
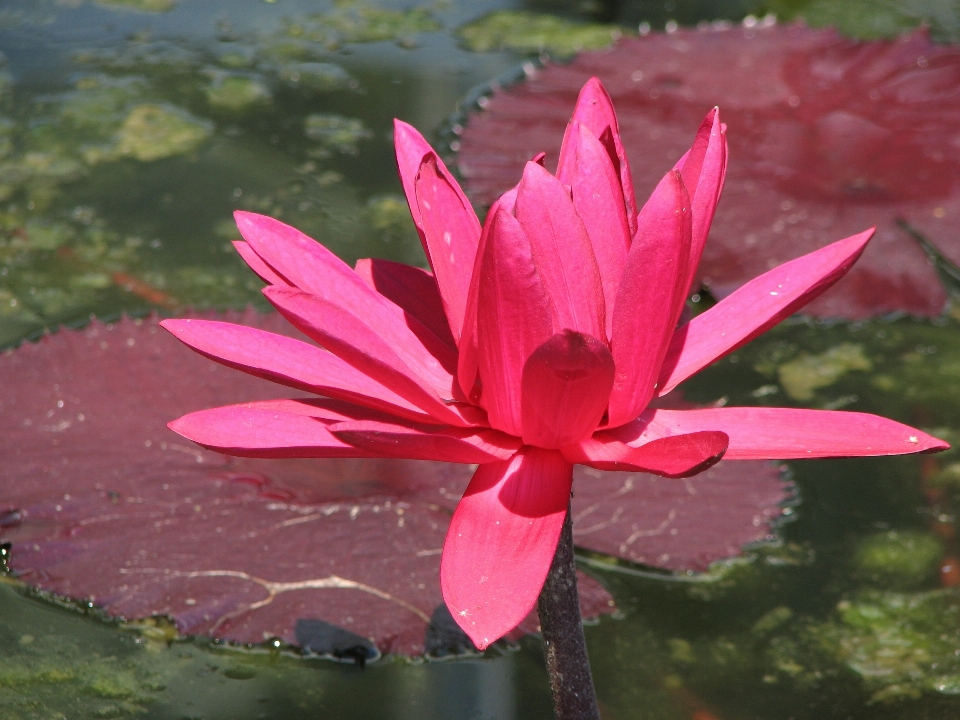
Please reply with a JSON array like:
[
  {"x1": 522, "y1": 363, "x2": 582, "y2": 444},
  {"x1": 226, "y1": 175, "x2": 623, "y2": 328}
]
[{"x1": 537, "y1": 502, "x2": 601, "y2": 720}]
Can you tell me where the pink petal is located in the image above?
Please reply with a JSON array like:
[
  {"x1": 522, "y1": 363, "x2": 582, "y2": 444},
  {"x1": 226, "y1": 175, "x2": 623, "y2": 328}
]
[
  {"x1": 607, "y1": 170, "x2": 692, "y2": 427},
  {"x1": 558, "y1": 123, "x2": 630, "y2": 339},
  {"x1": 235, "y1": 212, "x2": 457, "y2": 371},
  {"x1": 354, "y1": 258, "x2": 455, "y2": 348},
  {"x1": 675, "y1": 108, "x2": 727, "y2": 298},
  {"x1": 657, "y1": 229, "x2": 874, "y2": 396},
  {"x1": 441, "y1": 447, "x2": 572, "y2": 650},
  {"x1": 160, "y1": 319, "x2": 432, "y2": 422},
  {"x1": 331, "y1": 419, "x2": 521, "y2": 463},
  {"x1": 475, "y1": 208, "x2": 555, "y2": 436},
  {"x1": 235, "y1": 211, "x2": 374, "y2": 302},
  {"x1": 521, "y1": 330, "x2": 614, "y2": 449},
  {"x1": 515, "y1": 161, "x2": 605, "y2": 339},
  {"x1": 169, "y1": 403, "x2": 377, "y2": 459},
  {"x1": 556, "y1": 77, "x2": 637, "y2": 235},
  {"x1": 614, "y1": 407, "x2": 949, "y2": 459},
  {"x1": 237, "y1": 397, "x2": 408, "y2": 424},
  {"x1": 232, "y1": 241, "x2": 289, "y2": 286},
  {"x1": 263, "y1": 286, "x2": 468, "y2": 426},
  {"x1": 393, "y1": 119, "x2": 447, "y2": 230},
  {"x1": 457, "y1": 190, "x2": 516, "y2": 401},
  {"x1": 562, "y1": 431, "x2": 728, "y2": 477},
  {"x1": 414, "y1": 154, "x2": 482, "y2": 344}
]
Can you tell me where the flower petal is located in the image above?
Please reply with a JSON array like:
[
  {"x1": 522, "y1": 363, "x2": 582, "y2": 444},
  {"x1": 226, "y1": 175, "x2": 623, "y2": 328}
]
[
  {"x1": 414, "y1": 154, "x2": 482, "y2": 344},
  {"x1": 556, "y1": 77, "x2": 637, "y2": 235},
  {"x1": 238, "y1": 397, "x2": 404, "y2": 423},
  {"x1": 521, "y1": 330, "x2": 614, "y2": 449},
  {"x1": 675, "y1": 108, "x2": 727, "y2": 298},
  {"x1": 614, "y1": 407, "x2": 949, "y2": 459},
  {"x1": 608, "y1": 170, "x2": 692, "y2": 427},
  {"x1": 441, "y1": 447, "x2": 572, "y2": 650},
  {"x1": 457, "y1": 190, "x2": 516, "y2": 401},
  {"x1": 354, "y1": 258, "x2": 455, "y2": 349},
  {"x1": 394, "y1": 119, "x2": 471, "y2": 233},
  {"x1": 657, "y1": 229, "x2": 874, "y2": 396},
  {"x1": 233, "y1": 241, "x2": 288, "y2": 286},
  {"x1": 160, "y1": 319, "x2": 432, "y2": 422},
  {"x1": 558, "y1": 123, "x2": 631, "y2": 339},
  {"x1": 331, "y1": 419, "x2": 521, "y2": 463},
  {"x1": 515, "y1": 161, "x2": 605, "y2": 339},
  {"x1": 235, "y1": 212, "x2": 456, "y2": 371},
  {"x1": 236, "y1": 211, "x2": 375, "y2": 303},
  {"x1": 475, "y1": 208, "x2": 555, "y2": 436},
  {"x1": 263, "y1": 286, "x2": 469, "y2": 426},
  {"x1": 562, "y1": 431, "x2": 728, "y2": 477},
  {"x1": 169, "y1": 403, "x2": 377, "y2": 459}
]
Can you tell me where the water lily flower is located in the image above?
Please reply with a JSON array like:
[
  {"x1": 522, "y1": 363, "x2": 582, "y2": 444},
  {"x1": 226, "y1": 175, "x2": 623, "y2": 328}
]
[{"x1": 162, "y1": 78, "x2": 946, "y2": 651}]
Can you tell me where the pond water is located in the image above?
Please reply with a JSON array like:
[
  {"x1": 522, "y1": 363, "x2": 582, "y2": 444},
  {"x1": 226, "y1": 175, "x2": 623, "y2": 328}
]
[{"x1": 4, "y1": 0, "x2": 960, "y2": 718}]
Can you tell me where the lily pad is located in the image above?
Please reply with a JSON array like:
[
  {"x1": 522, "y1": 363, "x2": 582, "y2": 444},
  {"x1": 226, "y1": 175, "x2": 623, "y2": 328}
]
[
  {"x1": 0, "y1": 313, "x2": 787, "y2": 654},
  {"x1": 455, "y1": 23, "x2": 960, "y2": 318}
]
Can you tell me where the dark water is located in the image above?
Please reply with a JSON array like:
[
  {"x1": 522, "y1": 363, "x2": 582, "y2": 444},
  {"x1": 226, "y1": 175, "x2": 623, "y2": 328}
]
[{"x1": 3, "y1": 0, "x2": 960, "y2": 718}]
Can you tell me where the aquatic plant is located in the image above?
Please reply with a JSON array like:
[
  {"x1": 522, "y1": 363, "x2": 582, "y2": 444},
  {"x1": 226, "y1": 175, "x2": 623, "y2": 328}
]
[{"x1": 158, "y1": 78, "x2": 945, "y2": 717}]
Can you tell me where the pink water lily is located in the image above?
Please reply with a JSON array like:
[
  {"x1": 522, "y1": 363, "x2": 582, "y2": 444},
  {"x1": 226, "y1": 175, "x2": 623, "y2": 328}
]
[{"x1": 163, "y1": 78, "x2": 946, "y2": 651}]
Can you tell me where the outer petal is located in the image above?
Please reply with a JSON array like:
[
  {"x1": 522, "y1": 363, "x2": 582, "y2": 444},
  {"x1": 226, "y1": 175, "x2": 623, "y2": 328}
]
[
  {"x1": 354, "y1": 258, "x2": 455, "y2": 349},
  {"x1": 515, "y1": 162, "x2": 605, "y2": 338},
  {"x1": 331, "y1": 419, "x2": 521, "y2": 463},
  {"x1": 235, "y1": 212, "x2": 455, "y2": 368},
  {"x1": 675, "y1": 108, "x2": 727, "y2": 298},
  {"x1": 657, "y1": 229, "x2": 874, "y2": 396},
  {"x1": 613, "y1": 407, "x2": 949, "y2": 460},
  {"x1": 521, "y1": 330, "x2": 614, "y2": 449},
  {"x1": 475, "y1": 208, "x2": 555, "y2": 436},
  {"x1": 233, "y1": 241, "x2": 288, "y2": 286},
  {"x1": 561, "y1": 431, "x2": 728, "y2": 477},
  {"x1": 169, "y1": 403, "x2": 377, "y2": 459},
  {"x1": 414, "y1": 154, "x2": 482, "y2": 344},
  {"x1": 441, "y1": 447, "x2": 572, "y2": 650},
  {"x1": 394, "y1": 120, "x2": 475, "y2": 233},
  {"x1": 560, "y1": 123, "x2": 631, "y2": 339},
  {"x1": 160, "y1": 319, "x2": 432, "y2": 422},
  {"x1": 556, "y1": 77, "x2": 637, "y2": 235},
  {"x1": 607, "y1": 171, "x2": 691, "y2": 427},
  {"x1": 263, "y1": 286, "x2": 468, "y2": 426}
]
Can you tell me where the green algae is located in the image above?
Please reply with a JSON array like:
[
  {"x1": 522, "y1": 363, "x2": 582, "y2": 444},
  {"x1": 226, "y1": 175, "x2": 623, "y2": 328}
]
[
  {"x1": 767, "y1": 590, "x2": 960, "y2": 703},
  {"x1": 109, "y1": 104, "x2": 212, "y2": 162},
  {"x1": 277, "y1": 62, "x2": 355, "y2": 91},
  {"x1": 761, "y1": 0, "x2": 960, "y2": 42},
  {"x1": 456, "y1": 11, "x2": 625, "y2": 57},
  {"x1": 0, "y1": 610, "x2": 167, "y2": 718},
  {"x1": 304, "y1": 113, "x2": 372, "y2": 155},
  {"x1": 775, "y1": 342, "x2": 872, "y2": 401},
  {"x1": 94, "y1": 0, "x2": 178, "y2": 12},
  {"x1": 853, "y1": 530, "x2": 944, "y2": 590},
  {"x1": 283, "y1": 1, "x2": 441, "y2": 50},
  {"x1": 204, "y1": 73, "x2": 271, "y2": 111}
]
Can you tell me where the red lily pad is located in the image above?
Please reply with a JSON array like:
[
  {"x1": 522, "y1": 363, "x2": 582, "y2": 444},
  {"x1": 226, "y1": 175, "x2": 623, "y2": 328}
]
[
  {"x1": 456, "y1": 23, "x2": 960, "y2": 319},
  {"x1": 0, "y1": 313, "x2": 786, "y2": 654}
]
